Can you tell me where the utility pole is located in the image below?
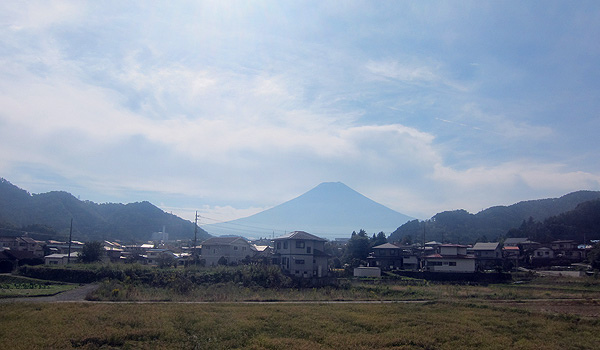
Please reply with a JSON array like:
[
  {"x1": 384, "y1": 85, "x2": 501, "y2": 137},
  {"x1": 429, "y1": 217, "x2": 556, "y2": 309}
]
[
  {"x1": 421, "y1": 222, "x2": 426, "y2": 270},
  {"x1": 67, "y1": 218, "x2": 73, "y2": 264},
  {"x1": 194, "y1": 211, "x2": 198, "y2": 266}
]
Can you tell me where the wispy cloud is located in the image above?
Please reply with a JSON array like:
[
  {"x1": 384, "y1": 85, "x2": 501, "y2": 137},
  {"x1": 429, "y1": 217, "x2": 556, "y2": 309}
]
[{"x1": 0, "y1": 1, "x2": 599, "y2": 226}]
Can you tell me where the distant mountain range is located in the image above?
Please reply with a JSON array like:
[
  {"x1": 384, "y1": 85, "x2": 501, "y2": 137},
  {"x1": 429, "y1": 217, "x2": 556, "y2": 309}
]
[
  {"x1": 2, "y1": 176, "x2": 598, "y2": 245},
  {"x1": 0, "y1": 178, "x2": 209, "y2": 243},
  {"x1": 203, "y1": 182, "x2": 414, "y2": 239},
  {"x1": 388, "y1": 190, "x2": 600, "y2": 244}
]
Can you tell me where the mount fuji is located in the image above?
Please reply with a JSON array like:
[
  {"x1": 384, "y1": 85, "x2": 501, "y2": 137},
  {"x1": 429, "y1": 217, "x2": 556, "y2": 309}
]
[{"x1": 202, "y1": 182, "x2": 413, "y2": 239}]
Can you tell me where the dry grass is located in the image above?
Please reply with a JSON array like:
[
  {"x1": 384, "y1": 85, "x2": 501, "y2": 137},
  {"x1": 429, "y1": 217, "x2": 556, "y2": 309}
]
[{"x1": 1, "y1": 301, "x2": 599, "y2": 349}]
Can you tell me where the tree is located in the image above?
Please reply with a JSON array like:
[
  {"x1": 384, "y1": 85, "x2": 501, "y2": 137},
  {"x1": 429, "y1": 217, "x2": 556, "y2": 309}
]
[
  {"x1": 588, "y1": 243, "x2": 600, "y2": 270},
  {"x1": 344, "y1": 229, "x2": 370, "y2": 266},
  {"x1": 79, "y1": 241, "x2": 104, "y2": 263},
  {"x1": 371, "y1": 231, "x2": 387, "y2": 247},
  {"x1": 157, "y1": 252, "x2": 177, "y2": 268}
]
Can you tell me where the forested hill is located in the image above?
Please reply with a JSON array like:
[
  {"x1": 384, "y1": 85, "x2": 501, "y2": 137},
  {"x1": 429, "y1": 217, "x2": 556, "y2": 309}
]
[
  {"x1": 507, "y1": 199, "x2": 600, "y2": 243},
  {"x1": 0, "y1": 178, "x2": 210, "y2": 243},
  {"x1": 388, "y1": 190, "x2": 600, "y2": 244}
]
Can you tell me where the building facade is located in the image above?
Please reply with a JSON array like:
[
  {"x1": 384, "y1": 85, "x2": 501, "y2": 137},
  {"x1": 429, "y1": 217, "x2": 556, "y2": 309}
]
[{"x1": 272, "y1": 231, "x2": 328, "y2": 278}]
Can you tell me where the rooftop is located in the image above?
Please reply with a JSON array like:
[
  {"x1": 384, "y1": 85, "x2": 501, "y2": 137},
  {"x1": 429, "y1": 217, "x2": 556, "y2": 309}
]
[
  {"x1": 472, "y1": 242, "x2": 500, "y2": 250},
  {"x1": 273, "y1": 231, "x2": 327, "y2": 242}
]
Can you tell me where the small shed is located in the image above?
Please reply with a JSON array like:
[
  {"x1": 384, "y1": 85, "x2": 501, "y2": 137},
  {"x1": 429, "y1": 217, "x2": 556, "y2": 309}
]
[{"x1": 353, "y1": 266, "x2": 381, "y2": 277}]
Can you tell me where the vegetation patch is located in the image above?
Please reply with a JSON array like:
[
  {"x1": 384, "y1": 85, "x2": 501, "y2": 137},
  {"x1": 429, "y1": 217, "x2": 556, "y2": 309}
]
[{"x1": 0, "y1": 274, "x2": 76, "y2": 298}]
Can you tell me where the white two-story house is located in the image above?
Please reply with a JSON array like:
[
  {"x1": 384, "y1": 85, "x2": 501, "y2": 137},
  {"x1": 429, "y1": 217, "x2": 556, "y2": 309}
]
[
  {"x1": 423, "y1": 244, "x2": 476, "y2": 273},
  {"x1": 272, "y1": 231, "x2": 329, "y2": 278},
  {"x1": 200, "y1": 236, "x2": 257, "y2": 266}
]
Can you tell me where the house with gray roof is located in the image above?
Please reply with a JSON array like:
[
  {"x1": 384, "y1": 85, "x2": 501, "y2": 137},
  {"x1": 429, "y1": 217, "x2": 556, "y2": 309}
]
[
  {"x1": 470, "y1": 242, "x2": 503, "y2": 270},
  {"x1": 272, "y1": 231, "x2": 329, "y2": 278},
  {"x1": 200, "y1": 236, "x2": 257, "y2": 266}
]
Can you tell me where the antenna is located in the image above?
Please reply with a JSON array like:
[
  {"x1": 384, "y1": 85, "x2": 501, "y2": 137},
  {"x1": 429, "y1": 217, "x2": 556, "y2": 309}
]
[{"x1": 194, "y1": 211, "x2": 198, "y2": 266}]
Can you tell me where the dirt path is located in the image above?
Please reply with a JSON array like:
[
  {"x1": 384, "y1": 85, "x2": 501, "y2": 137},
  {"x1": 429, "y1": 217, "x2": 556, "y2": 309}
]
[{"x1": 0, "y1": 283, "x2": 99, "y2": 303}]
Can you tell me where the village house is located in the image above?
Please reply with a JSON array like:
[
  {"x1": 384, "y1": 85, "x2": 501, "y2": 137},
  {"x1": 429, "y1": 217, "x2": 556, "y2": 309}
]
[
  {"x1": 146, "y1": 248, "x2": 178, "y2": 266},
  {"x1": 200, "y1": 236, "x2": 258, "y2": 266},
  {"x1": 0, "y1": 236, "x2": 44, "y2": 257},
  {"x1": 503, "y1": 245, "x2": 522, "y2": 269},
  {"x1": 367, "y1": 242, "x2": 403, "y2": 270},
  {"x1": 423, "y1": 244, "x2": 476, "y2": 273},
  {"x1": 470, "y1": 242, "x2": 503, "y2": 270},
  {"x1": 44, "y1": 252, "x2": 81, "y2": 265},
  {"x1": 272, "y1": 231, "x2": 329, "y2": 278}
]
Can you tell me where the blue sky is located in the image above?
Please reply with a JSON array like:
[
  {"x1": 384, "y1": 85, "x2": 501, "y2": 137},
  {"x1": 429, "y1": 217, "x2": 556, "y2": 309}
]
[{"x1": 1, "y1": 1, "x2": 599, "y2": 229}]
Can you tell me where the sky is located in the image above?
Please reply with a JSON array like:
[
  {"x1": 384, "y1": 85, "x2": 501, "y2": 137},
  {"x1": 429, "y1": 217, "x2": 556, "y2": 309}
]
[{"x1": 1, "y1": 1, "x2": 600, "y2": 232}]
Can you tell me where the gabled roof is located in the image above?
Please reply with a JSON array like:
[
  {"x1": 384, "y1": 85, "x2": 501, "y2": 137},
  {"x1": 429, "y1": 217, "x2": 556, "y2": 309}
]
[
  {"x1": 273, "y1": 231, "x2": 326, "y2": 242},
  {"x1": 503, "y1": 238, "x2": 528, "y2": 245},
  {"x1": 424, "y1": 253, "x2": 475, "y2": 259},
  {"x1": 201, "y1": 236, "x2": 249, "y2": 245},
  {"x1": 373, "y1": 243, "x2": 401, "y2": 250},
  {"x1": 472, "y1": 242, "x2": 500, "y2": 251}
]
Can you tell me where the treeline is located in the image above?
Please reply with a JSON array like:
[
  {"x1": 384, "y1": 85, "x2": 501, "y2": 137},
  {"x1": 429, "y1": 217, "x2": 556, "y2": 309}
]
[
  {"x1": 326, "y1": 229, "x2": 388, "y2": 268},
  {"x1": 0, "y1": 178, "x2": 209, "y2": 242},
  {"x1": 388, "y1": 191, "x2": 600, "y2": 244},
  {"x1": 19, "y1": 264, "x2": 293, "y2": 289},
  {"x1": 506, "y1": 199, "x2": 600, "y2": 243}
]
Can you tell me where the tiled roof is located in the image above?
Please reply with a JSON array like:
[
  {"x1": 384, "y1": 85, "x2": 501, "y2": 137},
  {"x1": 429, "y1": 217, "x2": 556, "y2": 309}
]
[{"x1": 273, "y1": 231, "x2": 327, "y2": 242}]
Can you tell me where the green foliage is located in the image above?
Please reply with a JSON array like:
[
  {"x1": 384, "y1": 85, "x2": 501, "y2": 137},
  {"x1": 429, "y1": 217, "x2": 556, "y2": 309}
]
[
  {"x1": 508, "y1": 200, "x2": 600, "y2": 243},
  {"x1": 389, "y1": 192, "x2": 600, "y2": 244},
  {"x1": 79, "y1": 241, "x2": 104, "y2": 263},
  {"x1": 0, "y1": 178, "x2": 210, "y2": 242},
  {"x1": 589, "y1": 243, "x2": 600, "y2": 270},
  {"x1": 344, "y1": 230, "x2": 370, "y2": 266}
]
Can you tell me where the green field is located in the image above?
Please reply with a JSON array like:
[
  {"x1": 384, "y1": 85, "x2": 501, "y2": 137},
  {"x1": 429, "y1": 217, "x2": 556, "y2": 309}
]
[{"x1": 0, "y1": 274, "x2": 77, "y2": 298}]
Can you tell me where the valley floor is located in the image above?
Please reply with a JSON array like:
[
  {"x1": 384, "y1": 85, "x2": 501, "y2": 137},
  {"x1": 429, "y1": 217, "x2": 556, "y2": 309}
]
[{"x1": 1, "y1": 275, "x2": 599, "y2": 349}]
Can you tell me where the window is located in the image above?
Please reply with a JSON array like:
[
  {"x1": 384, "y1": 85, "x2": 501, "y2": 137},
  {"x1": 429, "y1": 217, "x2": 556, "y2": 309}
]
[
  {"x1": 283, "y1": 242, "x2": 288, "y2": 249},
  {"x1": 449, "y1": 262, "x2": 457, "y2": 266},
  {"x1": 296, "y1": 241, "x2": 305, "y2": 248},
  {"x1": 242, "y1": 247, "x2": 246, "y2": 251},
  {"x1": 277, "y1": 242, "x2": 281, "y2": 249},
  {"x1": 234, "y1": 246, "x2": 238, "y2": 250},
  {"x1": 296, "y1": 259, "x2": 305, "y2": 264},
  {"x1": 307, "y1": 247, "x2": 311, "y2": 254},
  {"x1": 390, "y1": 250, "x2": 397, "y2": 255}
]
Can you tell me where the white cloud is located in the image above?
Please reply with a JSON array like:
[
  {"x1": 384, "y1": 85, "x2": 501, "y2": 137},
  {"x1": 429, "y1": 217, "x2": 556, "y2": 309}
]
[
  {"x1": 0, "y1": 0, "x2": 84, "y2": 32},
  {"x1": 366, "y1": 59, "x2": 440, "y2": 84},
  {"x1": 457, "y1": 103, "x2": 554, "y2": 139}
]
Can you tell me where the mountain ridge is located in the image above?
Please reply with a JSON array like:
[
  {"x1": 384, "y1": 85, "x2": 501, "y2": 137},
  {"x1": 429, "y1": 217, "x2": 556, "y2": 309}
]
[
  {"x1": 0, "y1": 178, "x2": 209, "y2": 242},
  {"x1": 389, "y1": 190, "x2": 600, "y2": 244}
]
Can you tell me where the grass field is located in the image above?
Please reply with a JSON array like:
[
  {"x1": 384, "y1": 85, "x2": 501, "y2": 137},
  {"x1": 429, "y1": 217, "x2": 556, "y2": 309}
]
[
  {"x1": 2, "y1": 272, "x2": 600, "y2": 349},
  {"x1": 0, "y1": 274, "x2": 77, "y2": 298},
  {"x1": 88, "y1": 273, "x2": 600, "y2": 302},
  {"x1": 1, "y1": 301, "x2": 599, "y2": 349}
]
